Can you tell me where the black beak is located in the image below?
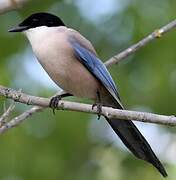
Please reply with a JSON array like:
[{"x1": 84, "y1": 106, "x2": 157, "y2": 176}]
[{"x1": 8, "y1": 25, "x2": 29, "y2": 32}]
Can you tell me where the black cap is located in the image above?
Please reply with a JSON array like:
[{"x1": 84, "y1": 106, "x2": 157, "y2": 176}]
[{"x1": 9, "y1": 12, "x2": 65, "y2": 32}]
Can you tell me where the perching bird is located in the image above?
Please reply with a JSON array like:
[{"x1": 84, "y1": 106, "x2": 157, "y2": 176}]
[{"x1": 9, "y1": 12, "x2": 167, "y2": 177}]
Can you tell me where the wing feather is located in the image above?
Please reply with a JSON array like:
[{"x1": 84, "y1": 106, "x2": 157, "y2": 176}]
[{"x1": 71, "y1": 41, "x2": 121, "y2": 102}]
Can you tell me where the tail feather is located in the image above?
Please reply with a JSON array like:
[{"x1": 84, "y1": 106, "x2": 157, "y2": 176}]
[
  {"x1": 106, "y1": 117, "x2": 167, "y2": 177},
  {"x1": 102, "y1": 96, "x2": 167, "y2": 177}
]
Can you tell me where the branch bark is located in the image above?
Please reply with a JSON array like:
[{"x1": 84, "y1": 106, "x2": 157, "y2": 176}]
[
  {"x1": 0, "y1": 102, "x2": 15, "y2": 126},
  {"x1": 0, "y1": 85, "x2": 176, "y2": 135},
  {"x1": 0, "y1": 0, "x2": 29, "y2": 14}
]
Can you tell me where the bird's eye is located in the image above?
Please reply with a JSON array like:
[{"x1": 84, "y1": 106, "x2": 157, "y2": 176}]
[
  {"x1": 49, "y1": 21, "x2": 53, "y2": 25},
  {"x1": 33, "y1": 18, "x2": 39, "y2": 22}
]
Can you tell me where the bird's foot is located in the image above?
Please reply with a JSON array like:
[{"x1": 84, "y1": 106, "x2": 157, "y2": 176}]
[
  {"x1": 92, "y1": 102, "x2": 102, "y2": 120},
  {"x1": 49, "y1": 95, "x2": 62, "y2": 114},
  {"x1": 49, "y1": 93, "x2": 72, "y2": 114}
]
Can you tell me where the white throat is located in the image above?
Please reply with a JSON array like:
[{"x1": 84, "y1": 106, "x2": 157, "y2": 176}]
[{"x1": 24, "y1": 26, "x2": 53, "y2": 43}]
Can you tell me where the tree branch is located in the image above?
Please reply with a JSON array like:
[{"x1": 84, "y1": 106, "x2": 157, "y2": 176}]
[
  {"x1": 0, "y1": 106, "x2": 43, "y2": 134},
  {"x1": 0, "y1": 102, "x2": 15, "y2": 126},
  {"x1": 0, "y1": 0, "x2": 29, "y2": 14},
  {"x1": 105, "y1": 19, "x2": 176, "y2": 67},
  {"x1": 0, "y1": 85, "x2": 176, "y2": 135}
]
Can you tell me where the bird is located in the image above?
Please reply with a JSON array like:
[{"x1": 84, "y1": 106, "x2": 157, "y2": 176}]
[{"x1": 9, "y1": 12, "x2": 167, "y2": 177}]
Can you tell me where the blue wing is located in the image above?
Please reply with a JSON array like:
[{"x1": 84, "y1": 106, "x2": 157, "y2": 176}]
[{"x1": 70, "y1": 41, "x2": 121, "y2": 101}]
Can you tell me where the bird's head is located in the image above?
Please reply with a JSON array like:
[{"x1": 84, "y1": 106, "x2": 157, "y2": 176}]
[{"x1": 9, "y1": 12, "x2": 65, "y2": 32}]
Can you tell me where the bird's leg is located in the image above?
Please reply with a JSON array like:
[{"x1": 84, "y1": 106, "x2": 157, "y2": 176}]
[
  {"x1": 49, "y1": 92, "x2": 73, "y2": 114},
  {"x1": 92, "y1": 91, "x2": 102, "y2": 120}
]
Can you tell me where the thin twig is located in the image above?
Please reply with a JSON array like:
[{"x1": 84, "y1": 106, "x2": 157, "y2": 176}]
[
  {"x1": 0, "y1": 90, "x2": 69, "y2": 133},
  {"x1": 0, "y1": 106, "x2": 43, "y2": 134},
  {"x1": 0, "y1": 102, "x2": 15, "y2": 126},
  {"x1": 105, "y1": 19, "x2": 176, "y2": 67}
]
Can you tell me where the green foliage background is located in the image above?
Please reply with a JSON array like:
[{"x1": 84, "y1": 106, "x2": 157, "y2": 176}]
[{"x1": 0, "y1": 0, "x2": 176, "y2": 179}]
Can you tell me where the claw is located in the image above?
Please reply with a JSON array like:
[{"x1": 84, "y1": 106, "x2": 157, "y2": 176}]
[
  {"x1": 49, "y1": 93, "x2": 73, "y2": 114},
  {"x1": 92, "y1": 91, "x2": 102, "y2": 119},
  {"x1": 92, "y1": 103, "x2": 102, "y2": 120},
  {"x1": 49, "y1": 95, "x2": 62, "y2": 114}
]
